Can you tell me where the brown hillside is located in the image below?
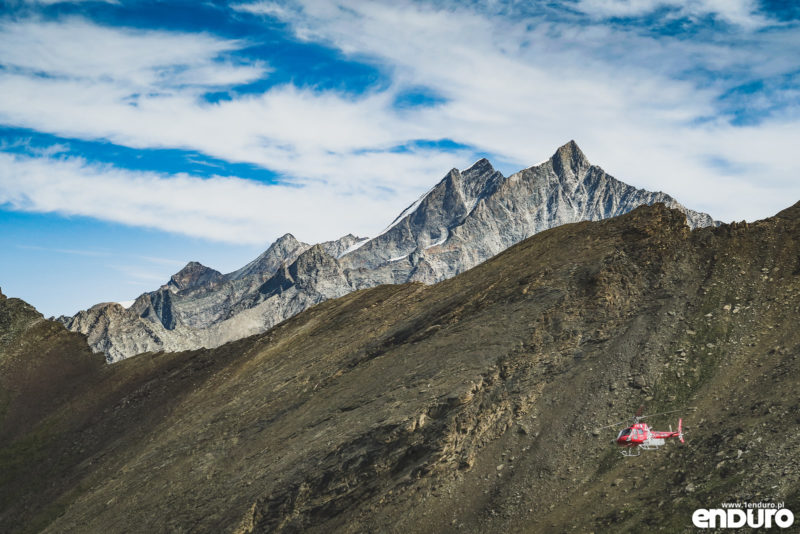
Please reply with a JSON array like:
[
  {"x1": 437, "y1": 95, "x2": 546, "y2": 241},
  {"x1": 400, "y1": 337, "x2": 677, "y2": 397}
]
[{"x1": 1, "y1": 201, "x2": 799, "y2": 533}]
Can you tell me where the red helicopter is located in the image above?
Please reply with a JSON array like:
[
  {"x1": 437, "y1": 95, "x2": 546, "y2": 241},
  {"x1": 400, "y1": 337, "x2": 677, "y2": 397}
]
[{"x1": 597, "y1": 407, "x2": 686, "y2": 457}]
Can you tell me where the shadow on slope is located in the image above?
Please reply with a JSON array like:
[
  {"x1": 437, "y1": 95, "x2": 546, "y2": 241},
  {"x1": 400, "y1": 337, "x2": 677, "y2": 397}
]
[{"x1": 1, "y1": 201, "x2": 798, "y2": 533}]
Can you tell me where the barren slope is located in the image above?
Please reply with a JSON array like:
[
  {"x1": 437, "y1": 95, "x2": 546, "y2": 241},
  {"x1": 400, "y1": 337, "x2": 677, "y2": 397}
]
[{"x1": 1, "y1": 201, "x2": 799, "y2": 533}]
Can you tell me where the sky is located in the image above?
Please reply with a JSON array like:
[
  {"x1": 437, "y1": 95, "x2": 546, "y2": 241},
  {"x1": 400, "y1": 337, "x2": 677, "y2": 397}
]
[{"x1": 0, "y1": 0, "x2": 799, "y2": 317}]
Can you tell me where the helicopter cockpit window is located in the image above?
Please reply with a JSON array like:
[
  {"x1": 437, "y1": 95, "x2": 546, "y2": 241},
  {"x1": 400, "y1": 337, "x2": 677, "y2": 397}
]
[{"x1": 617, "y1": 429, "x2": 631, "y2": 439}]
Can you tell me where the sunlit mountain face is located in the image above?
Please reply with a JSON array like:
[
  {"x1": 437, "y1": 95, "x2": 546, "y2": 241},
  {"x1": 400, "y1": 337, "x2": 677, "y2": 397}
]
[{"x1": 1, "y1": 0, "x2": 798, "y2": 319}]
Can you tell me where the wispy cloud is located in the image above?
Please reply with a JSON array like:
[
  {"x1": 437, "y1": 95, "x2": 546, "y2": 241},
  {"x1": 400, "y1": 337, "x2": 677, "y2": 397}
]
[
  {"x1": 14, "y1": 0, "x2": 118, "y2": 5},
  {"x1": 16, "y1": 244, "x2": 112, "y2": 257},
  {"x1": 135, "y1": 255, "x2": 188, "y2": 268},
  {"x1": 231, "y1": 1, "x2": 288, "y2": 18},
  {"x1": 0, "y1": 150, "x2": 465, "y2": 244},
  {"x1": 16, "y1": 243, "x2": 188, "y2": 267},
  {"x1": 108, "y1": 264, "x2": 171, "y2": 284},
  {"x1": 0, "y1": 18, "x2": 265, "y2": 89},
  {"x1": 0, "y1": 1, "x2": 798, "y2": 247},
  {"x1": 0, "y1": 16, "x2": 450, "y2": 191},
  {"x1": 233, "y1": 0, "x2": 799, "y2": 219},
  {"x1": 0, "y1": 136, "x2": 70, "y2": 157},
  {"x1": 574, "y1": 0, "x2": 769, "y2": 28}
]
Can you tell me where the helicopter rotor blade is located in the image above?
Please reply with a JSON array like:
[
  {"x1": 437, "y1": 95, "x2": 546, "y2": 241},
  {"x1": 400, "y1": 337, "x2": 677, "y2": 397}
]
[
  {"x1": 638, "y1": 407, "x2": 696, "y2": 420},
  {"x1": 593, "y1": 407, "x2": 696, "y2": 434},
  {"x1": 594, "y1": 420, "x2": 630, "y2": 431}
]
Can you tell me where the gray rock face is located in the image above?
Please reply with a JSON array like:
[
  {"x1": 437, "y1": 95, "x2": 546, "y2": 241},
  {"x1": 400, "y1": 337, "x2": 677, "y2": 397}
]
[
  {"x1": 339, "y1": 140, "x2": 715, "y2": 288},
  {"x1": 168, "y1": 262, "x2": 223, "y2": 291},
  {"x1": 226, "y1": 233, "x2": 308, "y2": 281},
  {"x1": 60, "y1": 141, "x2": 719, "y2": 362}
]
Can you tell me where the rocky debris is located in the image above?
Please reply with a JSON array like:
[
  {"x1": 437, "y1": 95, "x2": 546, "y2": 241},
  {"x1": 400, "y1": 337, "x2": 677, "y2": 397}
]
[
  {"x1": 61, "y1": 142, "x2": 719, "y2": 362},
  {"x1": 1, "y1": 201, "x2": 799, "y2": 533}
]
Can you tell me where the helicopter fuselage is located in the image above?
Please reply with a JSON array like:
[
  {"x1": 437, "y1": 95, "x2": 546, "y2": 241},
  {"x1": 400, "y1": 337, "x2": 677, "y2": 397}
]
[{"x1": 615, "y1": 420, "x2": 682, "y2": 451}]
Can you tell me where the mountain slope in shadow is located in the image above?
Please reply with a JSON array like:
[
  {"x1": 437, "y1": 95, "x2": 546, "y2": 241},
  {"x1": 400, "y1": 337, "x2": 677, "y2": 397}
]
[{"x1": 1, "y1": 201, "x2": 798, "y2": 533}]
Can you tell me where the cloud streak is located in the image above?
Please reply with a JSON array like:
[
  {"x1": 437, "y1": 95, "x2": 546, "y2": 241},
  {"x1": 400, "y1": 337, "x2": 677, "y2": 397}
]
[
  {"x1": 574, "y1": 0, "x2": 769, "y2": 28},
  {"x1": 0, "y1": 18, "x2": 265, "y2": 89},
  {"x1": 0, "y1": 1, "x2": 799, "y2": 247},
  {"x1": 16, "y1": 244, "x2": 112, "y2": 257},
  {"x1": 0, "y1": 150, "x2": 465, "y2": 244}
]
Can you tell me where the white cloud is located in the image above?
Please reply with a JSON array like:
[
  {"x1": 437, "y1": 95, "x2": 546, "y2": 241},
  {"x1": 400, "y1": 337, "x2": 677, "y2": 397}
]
[
  {"x1": 574, "y1": 0, "x2": 769, "y2": 28},
  {"x1": 0, "y1": 18, "x2": 266, "y2": 90},
  {"x1": 0, "y1": 17, "x2": 441, "y2": 191},
  {"x1": 240, "y1": 0, "x2": 799, "y2": 221},
  {"x1": 231, "y1": 1, "x2": 288, "y2": 18},
  {"x1": 0, "y1": 150, "x2": 466, "y2": 244},
  {"x1": 1, "y1": 3, "x2": 799, "y2": 245},
  {"x1": 24, "y1": 0, "x2": 118, "y2": 3}
]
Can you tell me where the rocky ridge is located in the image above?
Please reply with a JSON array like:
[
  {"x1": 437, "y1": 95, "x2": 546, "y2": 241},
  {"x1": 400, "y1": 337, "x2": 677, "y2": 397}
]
[{"x1": 60, "y1": 141, "x2": 718, "y2": 361}]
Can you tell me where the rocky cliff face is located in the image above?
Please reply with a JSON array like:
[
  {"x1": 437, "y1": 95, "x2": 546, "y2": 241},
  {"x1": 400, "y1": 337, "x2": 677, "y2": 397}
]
[
  {"x1": 60, "y1": 142, "x2": 718, "y2": 362},
  {"x1": 2, "y1": 201, "x2": 798, "y2": 533},
  {"x1": 340, "y1": 140, "x2": 715, "y2": 288}
]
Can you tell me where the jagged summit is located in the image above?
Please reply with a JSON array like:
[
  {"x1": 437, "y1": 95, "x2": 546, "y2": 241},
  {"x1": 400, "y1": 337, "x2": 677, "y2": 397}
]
[
  {"x1": 463, "y1": 157, "x2": 495, "y2": 173},
  {"x1": 168, "y1": 261, "x2": 223, "y2": 292},
  {"x1": 550, "y1": 139, "x2": 590, "y2": 179},
  {"x1": 227, "y1": 233, "x2": 309, "y2": 281},
  {"x1": 554, "y1": 139, "x2": 587, "y2": 160},
  {"x1": 460, "y1": 158, "x2": 504, "y2": 206},
  {"x1": 264, "y1": 233, "x2": 302, "y2": 253}
]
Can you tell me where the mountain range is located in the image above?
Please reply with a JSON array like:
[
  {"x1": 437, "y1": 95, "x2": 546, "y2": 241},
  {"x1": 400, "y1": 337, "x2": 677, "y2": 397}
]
[
  {"x1": 2, "y1": 200, "x2": 798, "y2": 532},
  {"x1": 59, "y1": 141, "x2": 718, "y2": 362}
]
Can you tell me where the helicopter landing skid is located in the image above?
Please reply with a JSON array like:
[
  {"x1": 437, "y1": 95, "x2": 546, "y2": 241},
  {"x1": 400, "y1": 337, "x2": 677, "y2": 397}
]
[{"x1": 621, "y1": 447, "x2": 642, "y2": 457}]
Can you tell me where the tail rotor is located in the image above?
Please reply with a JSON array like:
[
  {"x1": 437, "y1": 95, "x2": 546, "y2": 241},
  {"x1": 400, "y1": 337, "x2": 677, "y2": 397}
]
[{"x1": 678, "y1": 418, "x2": 684, "y2": 443}]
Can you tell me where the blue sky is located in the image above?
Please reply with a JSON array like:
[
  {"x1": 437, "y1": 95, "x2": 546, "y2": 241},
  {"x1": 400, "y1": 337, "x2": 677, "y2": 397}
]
[{"x1": 0, "y1": 0, "x2": 799, "y2": 317}]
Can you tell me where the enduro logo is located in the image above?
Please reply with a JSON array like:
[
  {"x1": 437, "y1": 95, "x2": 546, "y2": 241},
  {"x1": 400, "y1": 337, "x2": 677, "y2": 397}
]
[{"x1": 692, "y1": 503, "x2": 794, "y2": 529}]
